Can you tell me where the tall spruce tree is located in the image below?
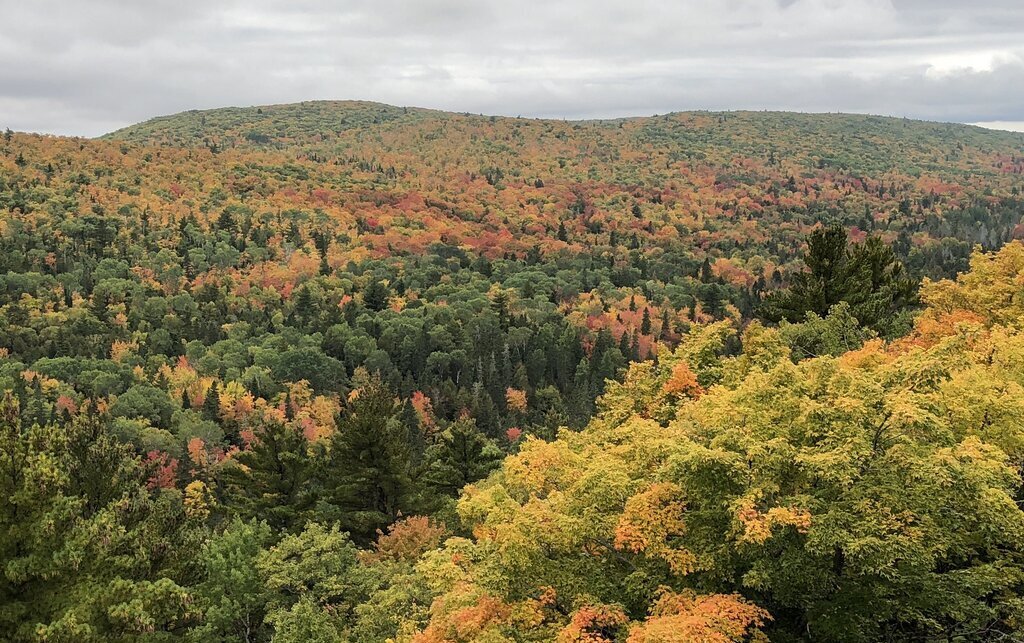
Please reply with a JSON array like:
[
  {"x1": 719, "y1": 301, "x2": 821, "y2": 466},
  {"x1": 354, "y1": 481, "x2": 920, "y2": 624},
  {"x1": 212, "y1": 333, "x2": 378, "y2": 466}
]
[
  {"x1": 314, "y1": 377, "x2": 415, "y2": 543},
  {"x1": 422, "y1": 418, "x2": 503, "y2": 498},
  {"x1": 220, "y1": 418, "x2": 315, "y2": 533},
  {"x1": 760, "y1": 225, "x2": 917, "y2": 336},
  {"x1": 203, "y1": 380, "x2": 221, "y2": 422}
]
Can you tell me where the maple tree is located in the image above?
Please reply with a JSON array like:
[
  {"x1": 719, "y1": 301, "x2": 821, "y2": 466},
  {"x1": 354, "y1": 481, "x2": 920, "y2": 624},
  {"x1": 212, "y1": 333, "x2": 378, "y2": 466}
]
[{"x1": 401, "y1": 242, "x2": 1024, "y2": 641}]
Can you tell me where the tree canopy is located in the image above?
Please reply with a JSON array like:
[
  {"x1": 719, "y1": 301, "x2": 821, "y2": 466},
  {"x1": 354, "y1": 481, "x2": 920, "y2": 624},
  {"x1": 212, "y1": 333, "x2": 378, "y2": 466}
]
[{"x1": 3, "y1": 101, "x2": 1024, "y2": 640}]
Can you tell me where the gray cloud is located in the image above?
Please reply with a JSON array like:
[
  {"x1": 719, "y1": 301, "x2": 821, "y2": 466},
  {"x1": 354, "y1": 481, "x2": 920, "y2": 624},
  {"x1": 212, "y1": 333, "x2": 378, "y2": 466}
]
[{"x1": 1, "y1": 0, "x2": 1022, "y2": 136}]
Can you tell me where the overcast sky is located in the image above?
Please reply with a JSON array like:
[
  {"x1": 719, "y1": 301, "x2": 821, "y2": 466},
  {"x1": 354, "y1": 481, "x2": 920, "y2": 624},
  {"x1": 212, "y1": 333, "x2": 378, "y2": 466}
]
[{"x1": 2, "y1": 0, "x2": 1023, "y2": 137}]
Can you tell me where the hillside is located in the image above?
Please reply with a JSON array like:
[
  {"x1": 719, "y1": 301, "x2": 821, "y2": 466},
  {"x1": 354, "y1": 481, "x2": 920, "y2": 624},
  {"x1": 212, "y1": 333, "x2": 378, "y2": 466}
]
[
  {"x1": 3, "y1": 101, "x2": 1024, "y2": 640},
  {"x1": 3, "y1": 101, "x2": 1024, "y2": 426},
  {"x1": 97, "y1": 103, "x2": 1024, "y2": 263},
  {"x1": 59, "y1": 102, "x2": 1024, "y2": 283}
]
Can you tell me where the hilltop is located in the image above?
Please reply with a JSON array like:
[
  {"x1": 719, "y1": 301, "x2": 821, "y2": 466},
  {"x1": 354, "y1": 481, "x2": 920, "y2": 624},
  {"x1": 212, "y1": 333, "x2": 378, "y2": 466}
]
[{"x1": 104, "y1": 100, "x2": 1024, "y2": 178}]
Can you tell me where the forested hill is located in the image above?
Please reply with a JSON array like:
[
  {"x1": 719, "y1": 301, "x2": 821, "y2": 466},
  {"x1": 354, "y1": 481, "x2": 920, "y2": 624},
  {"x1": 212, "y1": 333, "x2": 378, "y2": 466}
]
[
  {"x1": 3, "y1": 100, "x2": 1024, "y2": 438},
  {"x1": 88, "y1": 102, "x2": 1024, "y2": 281},
  {"x1": 105, "y1": 100, "x2": 1024, "y2": 178}
]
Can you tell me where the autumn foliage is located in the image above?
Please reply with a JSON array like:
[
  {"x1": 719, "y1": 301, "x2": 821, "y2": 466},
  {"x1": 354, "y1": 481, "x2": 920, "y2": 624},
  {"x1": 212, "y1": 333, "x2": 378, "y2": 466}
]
[
  {"x1": 404, "y1": 242, "x2": 1024, "y2": 642},
  {"x1": 4, "y1": 101, "x2": 1024, "y2": 641}
]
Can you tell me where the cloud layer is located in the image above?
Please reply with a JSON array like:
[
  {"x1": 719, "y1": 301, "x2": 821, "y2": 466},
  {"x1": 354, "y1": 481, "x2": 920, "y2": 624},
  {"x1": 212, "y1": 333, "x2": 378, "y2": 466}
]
[{"x1": 2, "y1": 0, "x2": 1023, "y2": 136}]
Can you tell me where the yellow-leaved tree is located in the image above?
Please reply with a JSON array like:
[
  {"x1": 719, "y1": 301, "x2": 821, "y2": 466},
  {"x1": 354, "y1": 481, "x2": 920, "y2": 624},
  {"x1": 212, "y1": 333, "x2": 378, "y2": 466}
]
[{"x1": 397, "y1": 242, "x2": 1024, "y2": 642}]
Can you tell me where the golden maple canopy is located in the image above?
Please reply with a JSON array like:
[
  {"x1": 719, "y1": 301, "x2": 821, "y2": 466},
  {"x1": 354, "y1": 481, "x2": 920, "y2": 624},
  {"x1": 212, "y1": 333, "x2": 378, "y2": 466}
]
[{"x1": 402, "y1": 241, "x2": 1024, "y2": 642}]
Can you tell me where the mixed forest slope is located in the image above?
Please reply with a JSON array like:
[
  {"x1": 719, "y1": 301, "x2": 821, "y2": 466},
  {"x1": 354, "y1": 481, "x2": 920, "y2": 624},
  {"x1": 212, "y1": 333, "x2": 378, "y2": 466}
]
[
  {"x1": 4, "y1": 103, "x2": 1023, "y2": 436},
  {"x1": 100, "y1": 101, "x2": 1024, "y2": 274},
  {"x1": 2, "y1": 102, "x2": 1024, "y2": 641}
]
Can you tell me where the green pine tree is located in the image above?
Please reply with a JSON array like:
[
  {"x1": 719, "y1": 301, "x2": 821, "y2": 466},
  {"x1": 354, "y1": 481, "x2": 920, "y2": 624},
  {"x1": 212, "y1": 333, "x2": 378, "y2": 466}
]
[
  {"x1": 314, "y1": 377, "x2": 414, "y2": 543},
  {"x1": 0, "y1": 395, "x2": 201, "y2": 639},
  {"x1": 362, "y1": 280, "x2": 391, "y2": 312},
  {"x1": 221, "y1": 419, "x2": 316, "y2": 533},
  {"x1": 660, "y1": 308, "x2": 672, "y2": 341},
  {"x1": 759, "y1": 226, "x2": 917, "y2": 337},
  {"x1": 203, "y1": 381, "x2": 221, "y2": 422},
  {"x1": 422, "y1": 418, "x2": 503, "y2": 498}
]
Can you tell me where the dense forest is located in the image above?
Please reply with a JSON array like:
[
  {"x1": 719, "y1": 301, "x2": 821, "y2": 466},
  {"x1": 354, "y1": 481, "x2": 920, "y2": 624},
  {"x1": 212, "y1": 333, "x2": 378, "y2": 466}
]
[{"x1": 2, "y1": 102, "x2": 1024, "y2": 641}]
